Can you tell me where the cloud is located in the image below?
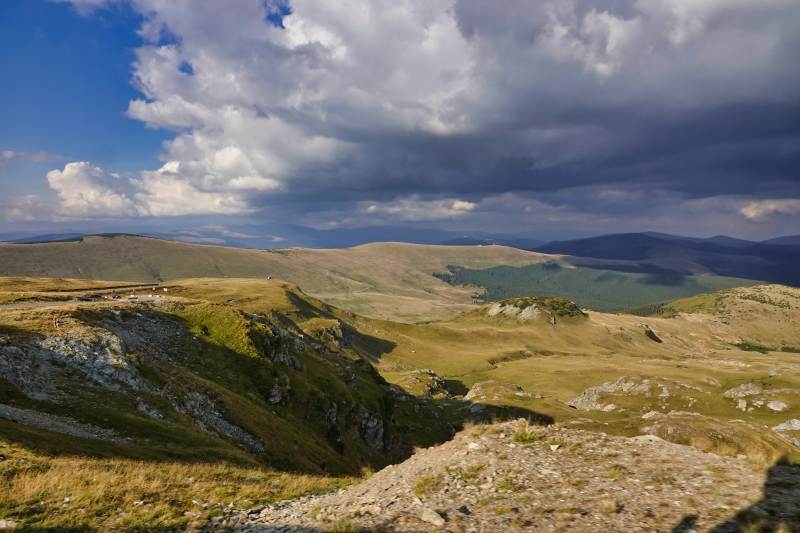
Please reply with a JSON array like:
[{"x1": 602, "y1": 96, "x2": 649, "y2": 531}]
[
  {"x1": 46, "y1": 0, "x2": 800, "y2": 227},
  {"x1": 740, "y1": 199, "x2": 800, "y2": 221},
  {"x1": 0, "y1": 195, "x2": 59, "y2": 223},
  {"x1": 363, "y1": 196, "x2": 477, "y2": 221},
  {"x1": 1, "y1": 150, "x2": 65, "y2": 163},
  {"x1": 46, "y1": 162, "x2": 138, "y2": 217},
  {"x1": 53, "y1": 0, "x2": 122, "y2": 16},
  {"x1": 43, "y1": 160, "x2": 253, "y2": 218}
]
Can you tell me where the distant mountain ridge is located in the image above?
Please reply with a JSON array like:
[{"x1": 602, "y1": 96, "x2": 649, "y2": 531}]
[
  {"x1": 2, "y1": 225, "x2": 542, "y2": 250},
  {"x1": 535, "y1": 232, "x2": 800, "y2": 286}
]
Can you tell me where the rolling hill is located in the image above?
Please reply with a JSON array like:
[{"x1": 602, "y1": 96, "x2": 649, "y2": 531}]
[
  {"x1": 0, "y1": 235, "x2": 553, "y2": 322},
  {"x1": 0, "y1": 234, "x2": 772, "y2": 318}
]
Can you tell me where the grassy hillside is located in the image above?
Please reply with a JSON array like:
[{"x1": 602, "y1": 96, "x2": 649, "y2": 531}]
[
  {"x1": 0, "y1": 277, "x2": 544, "y2": 529},
  {"x1": 1, "y1": 278, "x2": 799, "y2": 529},
  {"x1": 360, "y1": 285, "x2": 800, "y2": 463},
  {"x1": 0, "y1": 235, "x2": 552, "y2": 322},
  {"x1": 439, "y1": 262, "x2": 756, "y2": 311}
]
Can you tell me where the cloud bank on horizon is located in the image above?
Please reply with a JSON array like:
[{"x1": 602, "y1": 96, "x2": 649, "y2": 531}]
[{"x1": 4, "y1": 0, "x2": 800, "y2": 237}]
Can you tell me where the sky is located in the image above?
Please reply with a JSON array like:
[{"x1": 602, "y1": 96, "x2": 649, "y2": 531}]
[{"x1": 1, "y1": 0, "x2": 799, "y2": 242}]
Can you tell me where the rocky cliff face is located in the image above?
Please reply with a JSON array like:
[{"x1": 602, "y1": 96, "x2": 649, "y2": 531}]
[{"x1": 0, "y1": 293, "x2": 456, "y2": 473}]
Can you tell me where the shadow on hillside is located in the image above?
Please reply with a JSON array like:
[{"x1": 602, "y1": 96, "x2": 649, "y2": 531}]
[
  {"x1": 582, "y1": 262, "x2": 690, "y2": 286},
  {"x1": 672, "y1": 456, "x2": 800, "y2": 533},
  {"x1": 444, "y1": 379, "x2": 469, "y2": 396},
  {"x1": 0, "y1": 309, "x2": 551, "y2": 478}
]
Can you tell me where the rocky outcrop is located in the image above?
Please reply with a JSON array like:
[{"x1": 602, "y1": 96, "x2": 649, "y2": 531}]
[
  {"x1": 221, "y1": 420, "x2": 796, "y2": 532},
  {"x1": 723, "y1": 383, "x2": 763, "y2": 399},
  {"x1": 181, "y1": 391, "x2": 264, "y2": 453},
  {"x1": 774, "y1": 419, "x2": 800, "y2": 432},
  {"x1": 640, "y1": 411, "x2": 799, "y2": 464},
  {"x1": 465, "y1": 380, "x2": 541, "y2": 402},
  {"x1": 567, "y1": 376, "x2": 704, "y2": 413},
  {"x1": 0, "y1": 403, "x2": 124, "y2": 443},
  {"x1": 567, "y1": 377, "x2": 652, "y2": 412},
  {"x1": 267, "y1": 372, "x2": 291, "y2": 405},
  {"x1": 358, "y1": 408, "x2": 385, "y2": 451},
  {"x1": 486, "y1": 296, "x2": 586, "y2": 323},
  {"x1": 397, "y1": 369, "x2": 450, "y2": 398}
]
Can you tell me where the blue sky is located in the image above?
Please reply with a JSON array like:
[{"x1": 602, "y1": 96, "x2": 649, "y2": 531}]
[
  {"x1": 1, "y1": 0, "x2": 798, "y2": 241},
  {"x1": 0, "y1": 0, "x2": 166, "y2": 195}
]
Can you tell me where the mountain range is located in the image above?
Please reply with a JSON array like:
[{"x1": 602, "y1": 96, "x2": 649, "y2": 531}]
[{"x1": 534, "y1": 232, "x2": 800, "y2": 286}]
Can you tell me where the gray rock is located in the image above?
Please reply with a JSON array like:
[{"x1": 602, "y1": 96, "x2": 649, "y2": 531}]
[
  {"x1": 358, "y1": 408, "x2": 385, "y2": 451},
  {"x1": 268, "y1": 372, "x2": 291, "y2": 404},
  {"x1": 182, "y1": 391, "x2": 264, "y2": 452},
  {"x1": 419, "y1": 507, "x2": 445, "y2": 527},
  {"x1": 773, "y1": 419, "x2": 800, "y2": 431},
  {"x1": 767, "y1": 401, "x2": 789, "y2": 412},
  {"x1": 568, "y1": 377, "x2": 651, "y2": 411},
  {"x1": 723, "y1": 383, "x2": 763, "y2": 399},
  {"x1": 136, "y1": 400, "x2": 164, "y2": 419}
]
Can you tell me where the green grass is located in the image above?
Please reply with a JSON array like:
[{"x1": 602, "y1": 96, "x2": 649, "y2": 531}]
[
  {"x1": 442, "y1": 263, "x2": 755, "y2": 312},
  {"x1": 512, "y1": 425, "x2": 543, "y2": 444}
]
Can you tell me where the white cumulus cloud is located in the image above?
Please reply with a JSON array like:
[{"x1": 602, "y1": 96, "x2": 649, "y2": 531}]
[
  {"x1": 740, "y1": 199, "x2": 800, "y2": 221},
  {"x1": 46, "y1": 162, "x2": 138, "y2": 218}
]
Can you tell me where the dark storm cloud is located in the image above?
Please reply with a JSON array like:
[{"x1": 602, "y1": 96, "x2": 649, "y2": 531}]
[{"x1": 30, "y1": 0, "x2": 800, "y2": 237}]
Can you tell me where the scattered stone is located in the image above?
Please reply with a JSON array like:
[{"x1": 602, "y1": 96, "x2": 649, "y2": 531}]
[
  {"x1": 419, "y1": 507, "x2": 446, "y2": 527},
  {"x1": 768, "y1": 401, "x2": 789, "y2": 412},
  {"x1": 181, "y1": 392, "x2": 264, "y2": 452}
]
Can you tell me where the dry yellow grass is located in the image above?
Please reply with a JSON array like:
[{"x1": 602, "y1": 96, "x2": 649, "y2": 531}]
[{"x1": 0, "y1": 440, "x2": 353, "y2": 530}]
